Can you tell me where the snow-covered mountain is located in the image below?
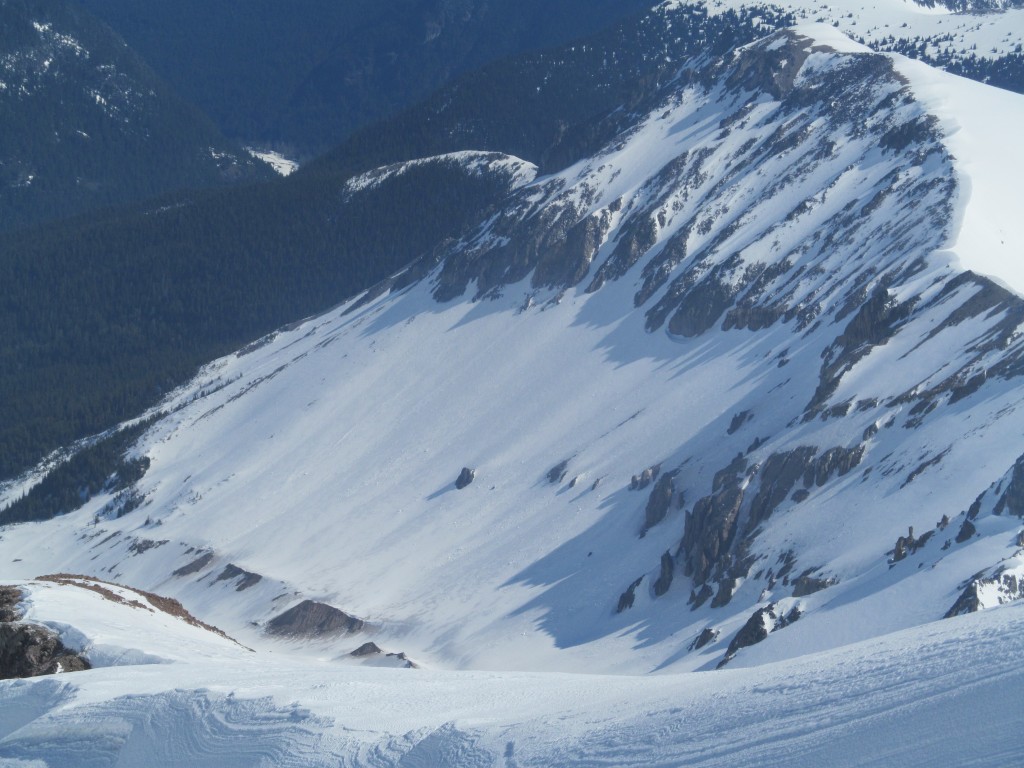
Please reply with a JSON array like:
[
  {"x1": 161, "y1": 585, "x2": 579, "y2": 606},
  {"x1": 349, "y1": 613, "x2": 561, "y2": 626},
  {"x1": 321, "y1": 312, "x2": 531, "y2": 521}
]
[{"x1": 2, "y1": 10, "x2": 1024, "y2": 766}]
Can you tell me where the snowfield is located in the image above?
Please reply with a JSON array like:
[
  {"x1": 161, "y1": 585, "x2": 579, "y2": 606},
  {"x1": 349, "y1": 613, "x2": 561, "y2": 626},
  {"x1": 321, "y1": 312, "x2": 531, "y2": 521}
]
[{"x1": 0, "y1": 586, "x2": 1022, "y2": 766}]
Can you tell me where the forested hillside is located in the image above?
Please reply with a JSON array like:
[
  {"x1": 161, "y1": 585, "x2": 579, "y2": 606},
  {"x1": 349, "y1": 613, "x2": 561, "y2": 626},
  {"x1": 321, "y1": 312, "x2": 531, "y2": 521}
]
[{"x1": 0, "y1": 0, "x2": 270, "y2": 232}]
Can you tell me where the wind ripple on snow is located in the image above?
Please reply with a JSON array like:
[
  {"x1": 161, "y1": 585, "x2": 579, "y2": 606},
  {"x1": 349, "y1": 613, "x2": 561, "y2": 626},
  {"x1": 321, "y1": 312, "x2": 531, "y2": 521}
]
[{"x1": 0, "y1": 690, "x2": 334, "y2": 768}]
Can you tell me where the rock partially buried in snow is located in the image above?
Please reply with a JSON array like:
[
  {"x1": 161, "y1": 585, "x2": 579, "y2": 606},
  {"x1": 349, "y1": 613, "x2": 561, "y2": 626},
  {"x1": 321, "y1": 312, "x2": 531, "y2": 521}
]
[
  {"x1": 0, "y1": 623, "x2": 91, "y2": 679},
  {"x1": 455, "y1": 467, "x2": 476, "y2": 490},
  {"x1": 0, "y1": 587, "x2": 90, "y2": 679},
  {"x1": 350, "y1": 642, "x2": 383, "y2": 657},
  {"x1": 266, "y1": 600, "x2": 364, "y2": 638}
]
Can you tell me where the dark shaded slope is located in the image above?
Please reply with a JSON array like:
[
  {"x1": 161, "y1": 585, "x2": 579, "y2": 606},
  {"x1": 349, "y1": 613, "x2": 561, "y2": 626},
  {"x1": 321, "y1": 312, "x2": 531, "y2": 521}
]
[
  {"x1": 77, "y1": 0, "x2": 656, "y2": 156},
  {"x1": 0, "y1": 0, "x2": 271, "y2": 232}
]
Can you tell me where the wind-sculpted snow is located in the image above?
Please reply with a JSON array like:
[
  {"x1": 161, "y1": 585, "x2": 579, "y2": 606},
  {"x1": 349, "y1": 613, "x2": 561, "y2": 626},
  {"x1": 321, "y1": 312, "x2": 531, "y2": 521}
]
[
  {"x1": 0, "y1": 605, "x2": 1022, "y2": 765},
  {"x1": 0, "y1": 687, "x2": 334, "y2": 768}
]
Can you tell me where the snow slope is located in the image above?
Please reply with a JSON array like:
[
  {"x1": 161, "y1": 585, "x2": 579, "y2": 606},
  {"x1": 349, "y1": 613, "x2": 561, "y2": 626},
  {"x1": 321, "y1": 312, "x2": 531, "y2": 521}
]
[
  {"x1": 893, "y1": 54, "x2": 1024, "y2": 290},
  {"x1": 1, "y1": 597, "x2": 1021, "y2": 765}
]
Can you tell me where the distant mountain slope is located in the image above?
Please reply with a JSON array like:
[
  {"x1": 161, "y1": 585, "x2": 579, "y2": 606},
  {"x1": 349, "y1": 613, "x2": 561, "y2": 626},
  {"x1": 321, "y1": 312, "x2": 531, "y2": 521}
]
[
  {"x1": 0, "y1": 0, "x2": 271, "y2": 232},
  {"x1": 76, "y1": 0, "x2": 656, "y2": 156}
]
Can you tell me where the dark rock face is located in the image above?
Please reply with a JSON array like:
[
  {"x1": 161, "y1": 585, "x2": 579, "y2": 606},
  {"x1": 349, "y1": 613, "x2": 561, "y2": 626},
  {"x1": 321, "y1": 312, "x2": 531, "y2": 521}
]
[
  {"x1": 630, "y1": 465, "x2": 660, "y2": 491},
  {"x1": 616, "y1": 576, "x2": 644, "y2": 613},
  {"x1": 747, "y1": 448, "x2": 816, "y2": 532},
  {"x1": 173, "y1": 551, "x2": 215, "y2": 577},
  {"x1": 679, "y1": 455, "x2": 748, "y2": 585},
  {"x1": 455, "y1": 467, "x2": 476, "y2": 490},
  {"x1": 128, "y1": 538, "x2": 169, "y2": 556},
  {"x1": 0, "y1": 624, "x2": 91, "y2": 679},
  {"x1": 809, "y1": 287, "x2": 915, "y2": 413},
  {"x1": 677, "y1": 444, "x2": 864, "y2": 603},
  {"x1": 0, "y1": 586, "x2": 22, "y2": 622},
  {"x1": 727, "y1": 411, "x2": 752, "y2": 435},
  {"x1": 994, "y1": 454, "x2": 1024, "y2": 517},
  {"x1": 689, "y1": 627, "x2": 719, "y2": 651},
  {"x1": 215, "y1": 564, "x2": 263, "y2": 591},
  {"x1": 955, "y1": 519, "x2": 977, "y2": 544},
  {"x1": 689, "y1": 584, "x2": 713, "y2": 609},
  {"x1": 350, "y1": 642, "x2": 383, "y2": 657},
  {"x1": 642, "y1": 472, "x2": 677, "y2": 534},
  {"x1": 547, "y1": 459, "x2": 570, "y2": 485},
  {"x1": 266, "y1": 600, "x2": 364, "y2": 637},
  {"x1": 946, "y1": 571, "x2": 1024, "y2": 618},
  {"x1": 719, "y1": 602, "x2": 801, "y2": 667},
  {"x1": 653, "y1": 552, "x2": 675, "y2": 597},
  {"x1": 791, "y1": 575, "x2": 836, "y2": 597},
  {"x1": 710, "y1": 577, "x2": 739, "y2": 608}
]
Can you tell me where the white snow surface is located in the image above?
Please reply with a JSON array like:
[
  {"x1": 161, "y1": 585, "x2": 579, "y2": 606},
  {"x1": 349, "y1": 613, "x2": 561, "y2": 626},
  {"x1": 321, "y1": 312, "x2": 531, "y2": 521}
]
[
  {"x1": 13, "y1": 577, "x2": 249, "y2": 668},
  {"x1": 0, "y1": 595, "x2": 1021, "y2": 765},
  {"x1": 245, "y1": 148, "x2": 299, "y2": 176},
  {"x1": 892, "y1": 54, "x2": 1024, "y2": 292},
  {"x1": 344, "y1": 151, "x2": 538, "y2": 195}
]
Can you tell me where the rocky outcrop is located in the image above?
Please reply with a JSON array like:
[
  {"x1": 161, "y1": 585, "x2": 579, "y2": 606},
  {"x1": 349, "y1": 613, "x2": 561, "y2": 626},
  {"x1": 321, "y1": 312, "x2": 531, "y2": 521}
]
[
  {"x1": 653, "y1": 552, "x2": 675, "y2": 597},
  {"x1": 993, "y1": 453, "x2": 1024, "y2": 517},
  {"x1": 348, "y1": 641, "x2": 418, "y2": 668},
  {"x1": 719, "y1": 602, "x2": 801, "y2": 668},
  {"x1": 547, "y1": 459, "x2": 570, "y2": 485},
  {"x1": 809, "y1": 287, "x2": 915, "y2": 414},
  {"x1": 350, "y1": 642, "x2": 383, "y2": 657},
  {"x1": 0, "y1": 623, "x2": 91, "y2": 679},
  {"x1": 455, "y1": 467, "x2": 476, "y2": 490},
  {"x1": 955, "y1": 520, "x2": 977, "y2": 544},
  {"x1": 642, "y1": 472, "x2": 677, "y2": 535},
  {"x1": 173, "y1": 551, "x2": 215, "y2": 577},
  {"x1": 746, "y1": 448, "x2": 816, "y2": 533},
  {"x1": 215, "y1": 564, "x2": 263, "y2": 591},
  {"x1": 679, "y1": 455, "x2": 748, "y2": 584},
  {"x1": 688, "y1": 627, "x2": 719, "y2": 651},
  {"x1": 0, "y1": 586, "x2": 22, "y2": 622},
  {"x1": 616, "y1": 577, "x2": 644, "y2": 613},
  {"x1": 791, "y1": 574, "x2": 836, "y2": 597},
  {"x1": 677, "y1": 444, "x2": 864, "y2": 602},
  {"x1": 266, "y1": 600, "x2": 364, "y2": 638},
  {"x1": 946, "y1": 570, "x2": 1024, "y2": 618},
  {"x1": 630, "y1": 465, "x2": 660, "y2": 491},
  {"x1": 0, "y1": 587, "x2": 90, "y2": 680}
]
